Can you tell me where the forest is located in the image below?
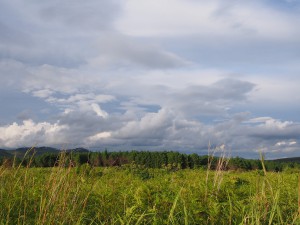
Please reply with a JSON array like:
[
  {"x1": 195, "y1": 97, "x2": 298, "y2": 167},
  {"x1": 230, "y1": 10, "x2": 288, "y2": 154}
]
[{"x1": 0, "y1": 147, "x2": 299, "y2": 172}]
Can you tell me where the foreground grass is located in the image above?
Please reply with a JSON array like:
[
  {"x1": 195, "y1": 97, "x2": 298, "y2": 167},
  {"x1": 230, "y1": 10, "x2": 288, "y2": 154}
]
[{"x1": 0, "y1": 159, "x2": 300, "y2": 224}]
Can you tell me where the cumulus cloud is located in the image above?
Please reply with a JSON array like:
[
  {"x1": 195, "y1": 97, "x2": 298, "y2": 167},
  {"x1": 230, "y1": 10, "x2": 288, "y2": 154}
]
[
  {"x1": 114, "y1": 108, "x2": 172, "y2": 139},
  {"x1": 87, "y1": 132, "x2": 111, "y2": 142},
  {"x1": 32, "y1": 89, "x2": 54, "y2": 98},
  {"x1": 247, "y1": 118, "x2": 300, "y2": 140},
  {"x1": 44, "y1": 93, "x2": 116, "y2": 112},
  {"x1": 1, "y1": 106, "x2": 300, "y2": 158},
  {"x1": 0, "y1": 120, "x2": 68, "y2": 148},
  {"x1": 0, "y1": 0, "x2": 299, "y2": 158},
  {"x1": 91, "y1": 103, "x2": 108, "y2": 118}
]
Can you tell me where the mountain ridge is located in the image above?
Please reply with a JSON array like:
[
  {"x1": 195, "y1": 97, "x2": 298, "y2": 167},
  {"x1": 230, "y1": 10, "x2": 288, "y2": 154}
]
[
  {"x1": 0, "y1": 147, "x2": 90, "y2": 158},
  {"x1": 1, "y1": 147, "x2": 300, "y2": 163}
]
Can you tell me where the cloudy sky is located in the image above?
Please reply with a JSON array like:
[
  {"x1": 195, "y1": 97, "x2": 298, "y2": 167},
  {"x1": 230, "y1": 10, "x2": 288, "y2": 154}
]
[{"x1": 0, "y1": 0, "x2": 300, "y2": 158}]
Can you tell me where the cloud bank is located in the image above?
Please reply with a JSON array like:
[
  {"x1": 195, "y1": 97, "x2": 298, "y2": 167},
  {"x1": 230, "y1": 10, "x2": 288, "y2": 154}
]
[{"x1": 0, "y1": 0, "x2": 300, "y2": 158}]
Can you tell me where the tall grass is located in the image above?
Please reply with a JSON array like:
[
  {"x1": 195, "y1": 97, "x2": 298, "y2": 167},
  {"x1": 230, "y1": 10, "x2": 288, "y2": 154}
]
[
  {"x1": 1, "y1": 150, "x2": 300, "y2": 224},
  {"x1": 0, "y1": 151, "x2": 96, "y2": 224},
  {"x1": 205, "y1": 143, "x2": 230, "y2": 201}
]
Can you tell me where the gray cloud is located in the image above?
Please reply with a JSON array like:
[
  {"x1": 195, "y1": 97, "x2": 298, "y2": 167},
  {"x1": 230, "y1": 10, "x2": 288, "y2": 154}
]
[
  {"x1": 118, "y1": 78, "x2": 255, "y2": 118},
  {"x1": 36, "y1": 0, "x2": 121, "y2": 30},
  {"x1": 247, "y1": 119, "x2": 300, "y2": 140},
  {"x1": 0, "y1": 0, "x2": 186, "y2": 70},
  {"x1": 0, "y1": 0, "x2": 121, "y2": 68},
  {"x1": 171, "y1": 78, "x2": 255, "y2": 117},
  {"x1": 89, "y1": 34, "x2": 188, "y2": 69},
  {"x1": 16, "y1": 110, "x2": 34, "y2": 121},
  {"x1": 0, "y1": 0, "x2": 299, "y2": 158},
  {"x1": 113, "y1": 108, "x2": 173, "y2": 140},
  {"x1": 1, "y1": 97, "x2": 300, "y2": 158}
]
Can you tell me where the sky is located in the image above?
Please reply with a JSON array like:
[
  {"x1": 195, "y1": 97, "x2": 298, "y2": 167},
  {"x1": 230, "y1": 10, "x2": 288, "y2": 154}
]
[{"x1": 0, "y1": 0, "x2": 300, "y2": 158}]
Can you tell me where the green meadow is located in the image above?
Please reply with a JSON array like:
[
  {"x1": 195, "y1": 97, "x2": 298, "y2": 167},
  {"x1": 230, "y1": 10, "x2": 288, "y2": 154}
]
[{"x1": 1, "y1": 153, "x2": 300, "y2": 225}]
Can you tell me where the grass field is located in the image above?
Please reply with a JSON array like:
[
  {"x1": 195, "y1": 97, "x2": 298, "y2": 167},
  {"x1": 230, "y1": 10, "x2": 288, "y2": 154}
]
[{"x1": 1, "y1": 155, "x2": 300, "y2": 224}]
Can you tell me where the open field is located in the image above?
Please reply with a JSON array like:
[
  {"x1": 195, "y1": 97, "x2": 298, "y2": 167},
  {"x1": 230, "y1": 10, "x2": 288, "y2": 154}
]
[{"x1": 1, "y1": 155, "x2": 300, "y2": 225}]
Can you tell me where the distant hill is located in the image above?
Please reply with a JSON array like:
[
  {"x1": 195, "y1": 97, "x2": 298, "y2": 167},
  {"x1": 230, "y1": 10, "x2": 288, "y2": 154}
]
[
  {"x1": 0, "y1": 147, "x2": 90, "y2": 158},
  {"x1": 1, "y1": 147, "x2": 300, "y2": 164},
  {"x1": 0, "y1": 149, "x2": 13, "y2": 158},
  {"x1": 6, "y1": 147, "x2": 59, "y2": 158},
  {"x1": 271, "y1": 157, "x2": 300, "y2": 163}
]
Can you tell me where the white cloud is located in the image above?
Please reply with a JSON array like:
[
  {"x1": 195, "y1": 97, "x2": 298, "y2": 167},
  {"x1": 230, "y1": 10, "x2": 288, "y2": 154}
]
[
  {"x1": 0, "y1": 120, "x2": 68, "y2": 148},
  {"x1": 114, "y1": 108, "x2": 173, "y2": 140},
  {"x1": 247, "y1": 117, "x2": 294, "y2": 129},
  {"x1": 0, "y1": 110, "x2": 300, "y2": 158},
  {"x1": 275, "y1": 140, "x2": 297, "y2": 146},
  {"x1": 86, "y1": 132, "x2": 111, "y2": 143},
  {"x1": 115, "y1": 0, "x2": 300, "y2": 40},
  {"x1": 91, "y1": 103, "x2": 108, "y2": 118},
  {"x1": 32, "y1": 89, "x2": 54, "y2": 98},
  {"x1": 247, "y1": 117, "x2": 274, "y2": 123},
  {"x1": 45, "y1": 93, "x2": 115, "y2": 107},
  {"x1": 115, "y1": 0, "x2": 226, "y2": 37},
  {"x1": 264, "y1": 118, "x2": 293, "y2": 129},
  {"x1": 246, "y1": 75, "x2": 300, "y2": 103},
  {"x1": 0, "y1": 0, "x2": 300, "y2": 158}
]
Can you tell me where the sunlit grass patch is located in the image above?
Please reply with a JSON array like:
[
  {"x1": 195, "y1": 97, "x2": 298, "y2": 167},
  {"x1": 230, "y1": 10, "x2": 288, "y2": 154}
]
[{"x1": 0, "y1": 151, "x2": 300, "y2": 224}]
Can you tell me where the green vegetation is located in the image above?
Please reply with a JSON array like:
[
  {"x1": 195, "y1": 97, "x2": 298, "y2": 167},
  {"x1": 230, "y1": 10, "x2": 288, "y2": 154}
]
[
  {"x1": 1, "y1": 151, "x2": 300, "y2": 224},
  {"x1": 1, "y1": 147, "x2": 299, "y2": 172}
]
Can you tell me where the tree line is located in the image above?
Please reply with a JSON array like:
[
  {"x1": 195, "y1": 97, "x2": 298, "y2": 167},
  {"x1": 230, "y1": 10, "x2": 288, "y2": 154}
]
[{"x1": 0, "y1": 150, "x2": 299, "y2": 171}]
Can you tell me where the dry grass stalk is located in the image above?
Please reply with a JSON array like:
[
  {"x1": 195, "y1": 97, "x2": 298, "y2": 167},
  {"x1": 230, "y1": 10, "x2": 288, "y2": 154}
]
[{"x1": 205, "y1": 143, "x2": 230, "y2": 201}]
